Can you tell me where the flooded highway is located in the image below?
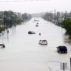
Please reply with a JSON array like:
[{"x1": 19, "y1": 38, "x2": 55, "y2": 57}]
[{"x1": 0, "y1": 17, "x2": 71, "y2": 71}]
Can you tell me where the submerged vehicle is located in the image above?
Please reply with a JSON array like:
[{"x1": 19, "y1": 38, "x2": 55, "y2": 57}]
[
  {"x1": 39, "y1": 40, "x2": 48, "y2": 45},
  {"x1": 36, "y1": 24, "x2": 39, "y2": 27},
  {"x1": 28, "y1": 31, "x2": 36, "y2": 34},
  {"x1": 0, "y1": 44, "x2": 5, "y2": 48},
  {"x1": 57, "y1": 46, "x2": 67, "y2": 54},
  {"x1": 39, "y1": 33, "x2": 41, "y2": 36},
  {"x1": 37, "y1": 22, "x2": 39, "y2": 24}
]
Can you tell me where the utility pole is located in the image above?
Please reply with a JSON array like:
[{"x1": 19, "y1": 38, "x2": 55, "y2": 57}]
[
  {"x1": 63, "y1": 63, "x2": 65, "y2": 71},
  {"x1": 60, "y1": 62, "x2": 67, "y2": 71},
  {"x1": 70, "y1": 58, "x2": 71, "y2": 71}
]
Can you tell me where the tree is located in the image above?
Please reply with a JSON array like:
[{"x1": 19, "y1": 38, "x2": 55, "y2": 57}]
[{"x1": 61, "y1": 18, "x2": 71, "y2": 36}]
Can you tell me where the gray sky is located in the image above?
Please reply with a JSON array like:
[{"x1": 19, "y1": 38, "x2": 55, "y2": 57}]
[{"x1": 0, "y1": 0, "x2": 71, "y2": 13}]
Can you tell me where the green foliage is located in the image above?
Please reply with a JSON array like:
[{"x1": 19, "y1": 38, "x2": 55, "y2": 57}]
[
  {"x1": 4, "y1": 11, "x2": 22, "y2": 27},
  {"x1": 0, "y1": 28, "x2": 5, "y2": 33},
  {"x1": 61, "y1": 18, "x2": 71, "y2": 35},
  {"x1": 0, "y1": 11, "x2": 32, "y2": 33}
]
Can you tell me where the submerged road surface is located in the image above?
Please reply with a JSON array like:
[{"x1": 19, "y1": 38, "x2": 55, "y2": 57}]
[{"x1": 0, "y1": 17, "x2": 71, "y2": 71}]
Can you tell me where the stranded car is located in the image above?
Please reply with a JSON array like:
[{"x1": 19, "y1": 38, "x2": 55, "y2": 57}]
[
  {"x1": 56, "y1": 46, "x2": 67, "y2": 54},
  {"x1": 39, "y1": 40, "x2": 48, "y2": 45}
]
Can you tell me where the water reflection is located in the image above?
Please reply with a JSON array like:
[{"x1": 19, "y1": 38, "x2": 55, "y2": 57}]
[
  {"x1": 0, "y1": 26, "x2": 16, "y2": 44},
  {"x1": 64, "y1": 34, "x2": 71, "y2": 44}
]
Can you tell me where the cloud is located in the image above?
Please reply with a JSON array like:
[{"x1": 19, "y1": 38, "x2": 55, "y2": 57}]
[{"x1": 0, "y1": 0, "x2": 51, "y2": 2}]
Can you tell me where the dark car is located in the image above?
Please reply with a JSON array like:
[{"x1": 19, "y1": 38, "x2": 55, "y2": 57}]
[
  {"x1": 28, "y1": 31, "x2": 36, "y2": 34},
  {"x1": 57, "y1": 46, "x2": 67, "y2": 54},
  {"x1": 0, "y1": 44, "x2": 5, "y2": 48}
]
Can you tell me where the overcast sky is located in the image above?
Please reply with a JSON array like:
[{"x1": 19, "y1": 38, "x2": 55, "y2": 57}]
[{"x1": 0, "y1": 0, "x2": 71, "y2": 13}]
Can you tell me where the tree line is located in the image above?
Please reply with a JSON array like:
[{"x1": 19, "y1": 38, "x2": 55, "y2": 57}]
[
  {"x1": 61, "y1": 18, "x2": 71, "y2": 36},
  {"x1": 42, "y1": 11, "x2": 71, "y2": 37},
  {"x1": 0, "y1": 11, "x2": 32, "y2": 32}
]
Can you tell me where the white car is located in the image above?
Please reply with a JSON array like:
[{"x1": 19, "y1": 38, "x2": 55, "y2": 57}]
[{"x1": 39, "y1": 40, "x2": 48, "y2": 45}]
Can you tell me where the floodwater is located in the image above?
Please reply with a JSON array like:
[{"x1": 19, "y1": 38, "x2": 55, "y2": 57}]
[{"x1": 0, "y1": 17, "x2": 71, "y2": 71}]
